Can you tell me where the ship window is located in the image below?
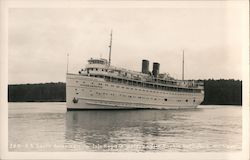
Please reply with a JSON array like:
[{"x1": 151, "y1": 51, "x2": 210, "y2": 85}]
[
  {"x1": 75, "y1": 89, "x2": 77, "y2": 90},
  {"x1": 76, "y1": 93, "x2": 79, "y2": 94},
  {"x1": 186, "y1": 99, "x2": 188, "y2": 102},
  {"x1": 102, "y1": 69, "x2": 104, "y2": 71},
  {"x1": 193, "y1": 99, "x2": 196, "y2": 102},
  {"x1": 95, "y1": 68, "x2": 98, "y2": 71},
  {"x1": 165, "y1": 99, "x2": 168, "y2": 101},
  {"x1": 154, "y1": 98, "x2": 157, "y2": 100}
]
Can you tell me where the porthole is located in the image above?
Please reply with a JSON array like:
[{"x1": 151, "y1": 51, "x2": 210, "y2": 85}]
[
  {"x1": 186, "y1": 99, "x2": 188, "y2": 102},
  {"x1": 164, "y1": 99, "x2": 168, "y2": 101}
]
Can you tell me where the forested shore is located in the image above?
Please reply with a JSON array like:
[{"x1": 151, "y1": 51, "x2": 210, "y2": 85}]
[{"x1": 8, "y1": 79, "x2": 242, "y2": 105}]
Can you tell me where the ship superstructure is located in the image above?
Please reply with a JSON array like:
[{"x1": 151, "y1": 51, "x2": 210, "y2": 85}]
[{"x1": 66, "y1": 32, "x2": 204, "y2": 110}]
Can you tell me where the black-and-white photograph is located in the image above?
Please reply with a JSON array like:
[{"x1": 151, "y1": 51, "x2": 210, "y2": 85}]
[{"x1": 1, "y1": 0, "x2": 249, "y2": 159}]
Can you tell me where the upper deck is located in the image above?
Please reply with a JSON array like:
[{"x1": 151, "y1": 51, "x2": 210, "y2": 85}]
[{"x1": 77, "y1": 58, "x2": 204, "y2": 90}]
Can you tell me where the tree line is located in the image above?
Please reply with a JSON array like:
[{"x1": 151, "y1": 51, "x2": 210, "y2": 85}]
[{"x1": 8, "y1": 79, "x2": 242, "y2": 105}]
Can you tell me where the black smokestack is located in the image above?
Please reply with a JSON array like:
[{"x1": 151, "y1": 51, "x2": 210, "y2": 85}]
[
  {"x1": 142, "y1": 59, "x2": 149, "y2": 74},
  {"x1": 152, "y1": 62, "x2": 160, "y2": 77}
]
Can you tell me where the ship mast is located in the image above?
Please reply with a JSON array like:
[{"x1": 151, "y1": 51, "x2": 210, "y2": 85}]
[
  {"x1": 182, "y1": 50, "x2": 184, "y2": 80},
  {"x1": 108, "y1": 30, "x2": 113, "y2": 66},
  {"x1": 67, "y1": 53, "x2": 69, "y2": 74}
]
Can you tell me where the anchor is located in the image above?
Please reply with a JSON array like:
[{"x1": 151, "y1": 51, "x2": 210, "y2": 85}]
[{"x1": 72, "y1": 97, "x2": 78, "y2": 103}]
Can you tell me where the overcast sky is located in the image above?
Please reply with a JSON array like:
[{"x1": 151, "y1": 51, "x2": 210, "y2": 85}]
[{"x1": 8, "y1": 5, "x2": 244, "y2": 84}]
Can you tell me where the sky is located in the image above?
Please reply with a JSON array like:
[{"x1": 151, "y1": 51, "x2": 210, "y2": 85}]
[{"x1": 8, "y1": 5, "x2": 245, "y2": 84}]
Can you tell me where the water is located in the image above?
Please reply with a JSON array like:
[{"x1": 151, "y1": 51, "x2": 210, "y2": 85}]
[{"x1": 8, "y1": 103, "x2": 242, "y2": 152}]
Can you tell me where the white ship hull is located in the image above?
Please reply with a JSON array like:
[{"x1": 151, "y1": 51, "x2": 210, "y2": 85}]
[{"x1": 66, "y1": 74, "x2": 204, "y2": 110}]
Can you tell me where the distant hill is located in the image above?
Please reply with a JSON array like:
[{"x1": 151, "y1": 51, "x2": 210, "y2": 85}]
[
  {"x1": 8, "y1": 82, "x2": 65, "y2": 102},
  {"x1": 8, "y1": 79, "x2": 242, "y2": 105},
  {"x1": 201, "y1": 79, "x2": 242, "y2": 105}
]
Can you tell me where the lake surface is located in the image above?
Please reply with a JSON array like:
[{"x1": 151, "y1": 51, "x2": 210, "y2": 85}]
[{"x1": 8, "y1": 103, "x2": 242, "y2": 152}]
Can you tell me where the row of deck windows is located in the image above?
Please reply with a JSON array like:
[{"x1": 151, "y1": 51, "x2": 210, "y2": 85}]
[
  {"x1": 88, "y1": 75, "x2": 200, "y2": 93},
  {"x1": 88, "y1": 91, "x2": 195, "y2": 102},
  {"x1": 76, "y1": 80, "x2": 195, "y2": 96},
  {"x1": 88, "y1": 68, "x2": 108, "y2": 72},
  {"x1": 87, "y1": 68, "x2": 186, "y2": 86},
  {"x1": 76, "y1": 88, "x2": 196, "y2": 102}
]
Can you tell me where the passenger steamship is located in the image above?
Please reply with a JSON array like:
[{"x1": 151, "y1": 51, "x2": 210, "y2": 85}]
[{"x1": 66, "y1": 32, "x2": 204, "y2": 110}]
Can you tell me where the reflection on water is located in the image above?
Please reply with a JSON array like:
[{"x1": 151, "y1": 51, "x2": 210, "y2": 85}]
[
  {"x1": 65, "y1": 107, "x2": 241, "y2": 152},
  {"x1": 65, "y1": 110, "x2": 179, "y2": 151},
  {"x1": 8, "y1": 103, "x2": 242, "y2": 152}
]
